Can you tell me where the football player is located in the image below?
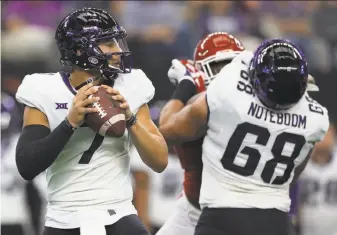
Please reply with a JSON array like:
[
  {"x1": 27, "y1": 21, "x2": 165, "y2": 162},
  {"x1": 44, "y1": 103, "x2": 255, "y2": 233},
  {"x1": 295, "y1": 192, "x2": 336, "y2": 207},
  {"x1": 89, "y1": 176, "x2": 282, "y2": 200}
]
[
  {"x1": 15, "y1": 8, "x2": 168, "y2": 235},
  {"x1": 299, "y1": 124, "x2": 337, "y2": 235},
  {"x1": 159, "y1": 39, "x2": 330, "y2": 235},
  {"x1": 157, "y1": 32, "x2": 245, "y2": 235}
]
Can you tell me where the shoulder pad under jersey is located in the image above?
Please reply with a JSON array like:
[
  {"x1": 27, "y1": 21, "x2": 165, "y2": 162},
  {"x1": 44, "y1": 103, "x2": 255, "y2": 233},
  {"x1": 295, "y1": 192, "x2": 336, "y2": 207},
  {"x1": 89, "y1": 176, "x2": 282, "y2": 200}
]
[
  {"x1": 16, "y1": 73, "x2": 57, "y2": 113},
  {"x1": 232, "y1": 50, "x2": 254, "y2": 66},
  {"x1": 117, "y1": 69, "x2": 155, "y2": 113}
]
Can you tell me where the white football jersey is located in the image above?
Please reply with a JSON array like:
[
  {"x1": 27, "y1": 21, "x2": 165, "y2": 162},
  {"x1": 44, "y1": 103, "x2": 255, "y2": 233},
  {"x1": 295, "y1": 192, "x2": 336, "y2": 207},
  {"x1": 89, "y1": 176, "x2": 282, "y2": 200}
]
[
  {"x1": 1, "y1": 133, "x2": 29, "y2": 224},
  {"x1": 129, "y1": 147, "x2": 184, "y2": 227},
  {"x1": 299, "y1": 149, "x2": 337, "y2": 235},
  {"x1": 15, "y1": 69, "x2": 155, "y2": 228},
  {"x1": 200, "y1": 51, "x2": 330, "y2": 211}
]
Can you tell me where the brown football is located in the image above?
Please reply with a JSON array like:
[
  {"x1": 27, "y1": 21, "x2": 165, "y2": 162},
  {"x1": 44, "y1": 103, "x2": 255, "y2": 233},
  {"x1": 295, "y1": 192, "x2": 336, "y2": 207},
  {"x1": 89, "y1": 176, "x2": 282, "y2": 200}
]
[{"x1": 85, "y1": 86, "x2": 126, "y2": 138}]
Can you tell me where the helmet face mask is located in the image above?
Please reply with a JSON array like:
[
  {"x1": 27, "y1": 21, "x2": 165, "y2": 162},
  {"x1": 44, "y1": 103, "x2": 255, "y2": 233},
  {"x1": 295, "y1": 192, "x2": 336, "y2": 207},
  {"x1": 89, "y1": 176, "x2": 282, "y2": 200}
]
[
  {"x1": 55, "y1": 8, "x2": 132, "y2": 81},
  {"x1": 249, "y1": 39, "x2": 308, "y2": 110}
]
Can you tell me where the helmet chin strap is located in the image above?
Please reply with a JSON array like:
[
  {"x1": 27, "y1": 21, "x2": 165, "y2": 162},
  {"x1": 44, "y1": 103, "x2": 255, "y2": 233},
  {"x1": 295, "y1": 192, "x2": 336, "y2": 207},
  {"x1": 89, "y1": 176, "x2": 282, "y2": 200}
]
[
  {"x1": 74, "y1": 75, "x2": 115, "y2": 90},
  {"x1": 74, "y1": 76, "x2": 102, "y2": 90}
]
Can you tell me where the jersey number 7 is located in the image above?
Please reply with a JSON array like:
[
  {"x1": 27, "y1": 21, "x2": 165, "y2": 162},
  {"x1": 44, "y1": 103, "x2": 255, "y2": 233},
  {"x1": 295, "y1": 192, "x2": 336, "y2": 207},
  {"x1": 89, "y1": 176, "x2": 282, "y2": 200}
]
[
  {"x1": 78, "y1": 134, "x2": 104, "y2": 164},
  {"x1": 221, "y1": 122, "x2": 306, "y2": 185}
]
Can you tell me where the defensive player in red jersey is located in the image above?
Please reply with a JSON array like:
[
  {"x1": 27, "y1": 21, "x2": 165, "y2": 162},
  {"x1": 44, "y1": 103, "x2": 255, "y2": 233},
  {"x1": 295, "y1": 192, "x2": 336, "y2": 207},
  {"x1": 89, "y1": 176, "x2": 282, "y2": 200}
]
[{"x1": 157, "y1": 32, "x2": 245, "y2": 235}]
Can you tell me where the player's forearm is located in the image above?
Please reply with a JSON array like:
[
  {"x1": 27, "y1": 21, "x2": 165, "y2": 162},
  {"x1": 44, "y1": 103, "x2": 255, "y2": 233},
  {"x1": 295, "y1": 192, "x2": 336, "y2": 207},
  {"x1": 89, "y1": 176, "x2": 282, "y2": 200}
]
[
  {"x1": 159, "y1": 100, "x2": 187, "y2": 144},
  {"x1": 159, "y1": 115, "x2": 197, "y2": 145},
  {"x1": 129, "y1": 122, "x2": 168, "y2": 173},
  {"x1": 159, "y1": 80, "x2": 204, "y2": 144},
  {"x1": 16, "y1": 121, "x2": 74, "y2": 180},
  {"x1": 160, "y1": 105, "x2": 204, "y2": 144},
  {"x1": 159, "y1": 99, "x2": 185, "y2": 126}
]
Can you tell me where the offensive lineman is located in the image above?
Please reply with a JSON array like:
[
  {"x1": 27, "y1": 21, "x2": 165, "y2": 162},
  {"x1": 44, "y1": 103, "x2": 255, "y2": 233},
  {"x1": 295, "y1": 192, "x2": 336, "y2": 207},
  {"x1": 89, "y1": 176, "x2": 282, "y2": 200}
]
[
  {"x1": 15, "y1": 8, "x2": 168, "y2": 235},
  {"x1": 159, "y1": 39, "x2": 330, "y2": 235},
  {"x1": 158, "y1": 32, "x2": 245, "y2": 235}
]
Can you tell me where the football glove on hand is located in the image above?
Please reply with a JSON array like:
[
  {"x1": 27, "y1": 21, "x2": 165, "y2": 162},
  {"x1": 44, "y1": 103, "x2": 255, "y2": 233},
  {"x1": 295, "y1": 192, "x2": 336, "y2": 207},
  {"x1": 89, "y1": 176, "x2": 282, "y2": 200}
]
[{"x1": 168, "y1": 59, "x2": 206, "y2": 93}]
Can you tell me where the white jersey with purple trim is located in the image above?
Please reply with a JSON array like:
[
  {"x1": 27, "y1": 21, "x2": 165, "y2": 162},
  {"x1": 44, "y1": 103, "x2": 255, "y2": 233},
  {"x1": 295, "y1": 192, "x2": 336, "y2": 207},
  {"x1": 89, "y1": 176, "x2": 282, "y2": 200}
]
[
  {"x1": 15, "y1": 69, "x2": 155, "y2": 228},
  {"x1": 200, "y1": 50, "x2": 330, "y2": 211}
]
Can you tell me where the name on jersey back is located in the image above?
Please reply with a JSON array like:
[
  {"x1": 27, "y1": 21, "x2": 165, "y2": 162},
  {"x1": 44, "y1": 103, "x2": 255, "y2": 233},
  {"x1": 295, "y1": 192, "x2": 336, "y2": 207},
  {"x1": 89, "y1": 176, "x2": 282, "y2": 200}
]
[{"x1": 248, "y1": 102, "x2": 306, "y2": 129}]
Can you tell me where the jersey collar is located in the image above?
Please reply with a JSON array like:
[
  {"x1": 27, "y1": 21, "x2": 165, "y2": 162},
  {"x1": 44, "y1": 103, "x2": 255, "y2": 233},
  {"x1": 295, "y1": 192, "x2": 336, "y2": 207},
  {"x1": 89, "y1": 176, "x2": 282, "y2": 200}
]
[{"x1": 60, "y1": 71, "x2": 77, "y2": 95}]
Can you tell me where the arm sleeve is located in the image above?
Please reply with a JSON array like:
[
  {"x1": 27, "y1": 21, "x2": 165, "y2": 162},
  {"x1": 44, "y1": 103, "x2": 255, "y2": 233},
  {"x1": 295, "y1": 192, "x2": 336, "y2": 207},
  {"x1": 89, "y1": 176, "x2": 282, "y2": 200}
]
[{"x1": 16, "y1": 121, "x2": 74, "y2": 181}]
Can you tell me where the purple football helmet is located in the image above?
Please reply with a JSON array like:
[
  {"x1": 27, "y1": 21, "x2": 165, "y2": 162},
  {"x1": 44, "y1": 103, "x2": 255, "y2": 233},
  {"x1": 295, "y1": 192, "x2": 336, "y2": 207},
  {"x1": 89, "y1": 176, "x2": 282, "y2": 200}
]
[
  {"x1": 249, "y1": 39, "x2": 308, "y2": 110},
  {"x1": 55, "y1": 8, "x2": 132, "y2": 81}
]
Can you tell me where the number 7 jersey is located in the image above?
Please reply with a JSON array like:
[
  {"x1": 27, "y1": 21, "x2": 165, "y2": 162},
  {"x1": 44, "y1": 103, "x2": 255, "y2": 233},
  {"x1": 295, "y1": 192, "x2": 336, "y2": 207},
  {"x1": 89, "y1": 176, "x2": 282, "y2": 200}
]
[
  {"x1": 15, "y1": 70, "x2": 154, "y2": 228},
  {"x1": 200, "y1": 51, "x2": 330, "y2": 212}
]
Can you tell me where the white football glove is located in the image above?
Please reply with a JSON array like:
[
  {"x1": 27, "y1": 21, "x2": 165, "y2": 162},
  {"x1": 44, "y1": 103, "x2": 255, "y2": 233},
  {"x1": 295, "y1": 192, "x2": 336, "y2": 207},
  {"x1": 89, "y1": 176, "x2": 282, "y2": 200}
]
[
  {"x1": 167, "y1": 59, "x2": 207, "y2": 93},
  {"x1": 167, "y1": 59, "x2": 196, "y2": 85}
]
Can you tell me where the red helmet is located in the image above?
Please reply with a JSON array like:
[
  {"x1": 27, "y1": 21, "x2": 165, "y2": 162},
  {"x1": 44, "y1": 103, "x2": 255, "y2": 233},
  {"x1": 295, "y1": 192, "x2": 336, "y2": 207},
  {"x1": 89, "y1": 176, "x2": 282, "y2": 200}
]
[{"x1": 194, "y1": 32, "x2": 245, "y2": 86}]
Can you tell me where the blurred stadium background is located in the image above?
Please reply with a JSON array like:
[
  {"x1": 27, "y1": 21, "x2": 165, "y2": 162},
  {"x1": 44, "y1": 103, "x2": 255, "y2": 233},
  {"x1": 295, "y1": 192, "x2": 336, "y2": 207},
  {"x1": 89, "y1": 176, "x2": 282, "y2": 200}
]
[{"x1": 1, "y1": 1, "x2": 337, "y2": 235}]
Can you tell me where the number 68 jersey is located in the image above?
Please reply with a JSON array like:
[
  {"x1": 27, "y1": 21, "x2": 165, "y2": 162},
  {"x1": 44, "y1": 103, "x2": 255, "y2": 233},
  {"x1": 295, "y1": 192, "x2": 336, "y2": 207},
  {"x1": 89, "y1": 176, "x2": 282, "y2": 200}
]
[
  {"x1": 15, "y1": 70, "x2": 154, "y2": 228},
  {"x1": 200, "y1": 51, "x2": 329, "y2": 212}
]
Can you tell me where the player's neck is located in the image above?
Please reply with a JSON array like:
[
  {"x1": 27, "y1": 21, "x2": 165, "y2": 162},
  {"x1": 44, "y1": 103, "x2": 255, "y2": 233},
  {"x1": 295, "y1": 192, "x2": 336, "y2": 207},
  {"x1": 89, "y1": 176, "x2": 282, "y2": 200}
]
[{"x1": 69, "y1": 70, "x2": 101, "y2": 89}]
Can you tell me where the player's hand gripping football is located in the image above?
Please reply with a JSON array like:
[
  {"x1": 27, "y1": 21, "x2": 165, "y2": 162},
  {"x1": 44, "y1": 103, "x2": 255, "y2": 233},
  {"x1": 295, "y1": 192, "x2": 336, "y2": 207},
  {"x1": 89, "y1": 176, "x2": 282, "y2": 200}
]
[
  {"x1": 67, "y1": 83, "x2": 100, "y2": 128},
  {"x1": 167, "y1": 59, "x2": 206, "y2": 93},
  {"x1": 101, "y1": 85, "x2": 133, "y2": 120}
]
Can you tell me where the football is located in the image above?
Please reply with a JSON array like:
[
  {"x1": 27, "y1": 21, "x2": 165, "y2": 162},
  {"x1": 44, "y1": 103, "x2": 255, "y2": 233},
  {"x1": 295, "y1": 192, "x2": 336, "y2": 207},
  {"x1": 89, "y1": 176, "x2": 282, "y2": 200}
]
[{"x1": 85, "y1": 86, "x2": 126, "y2": 137}]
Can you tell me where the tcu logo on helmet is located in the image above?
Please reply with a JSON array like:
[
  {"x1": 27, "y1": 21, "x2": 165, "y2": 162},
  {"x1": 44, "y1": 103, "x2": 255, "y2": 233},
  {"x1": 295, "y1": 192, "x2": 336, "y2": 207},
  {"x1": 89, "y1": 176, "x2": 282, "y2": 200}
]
[
  {"x1": 55, "y1": 7, "x2": 132, "y2": 81},
  {"x1": 88, "y1": 57, "x2": 99, "y2": 64}
]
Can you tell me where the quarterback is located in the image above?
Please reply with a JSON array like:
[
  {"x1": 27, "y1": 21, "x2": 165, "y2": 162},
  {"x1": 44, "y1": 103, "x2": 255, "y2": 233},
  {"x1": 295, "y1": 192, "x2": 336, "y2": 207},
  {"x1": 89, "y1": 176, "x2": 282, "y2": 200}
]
[
  {"x1": 158, "y1": 32, "x2": 245, "y2": 235},
  {"x1": 160, "y1": 39, "x2": 329, "y2": 235},
  {"x1": 15, "y1": 8, "x2": 167, "y2": 235}
]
